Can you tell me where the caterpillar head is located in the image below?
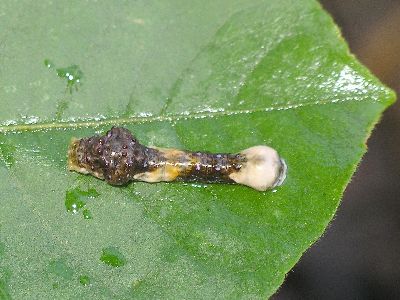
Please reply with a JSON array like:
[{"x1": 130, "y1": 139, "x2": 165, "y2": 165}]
[{"x1": 67, "y1": 127, "x2": 145, "y2": 185}]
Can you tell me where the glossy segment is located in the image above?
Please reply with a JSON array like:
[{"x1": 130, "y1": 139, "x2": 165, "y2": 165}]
[{"x1": 68, "y1": 127, "x2": 286, "y2": 191}]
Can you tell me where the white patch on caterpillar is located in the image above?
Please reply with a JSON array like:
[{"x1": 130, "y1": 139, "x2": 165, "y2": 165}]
[{"x1": 229, "y1": 146, "x2": 286, "y2": 191}]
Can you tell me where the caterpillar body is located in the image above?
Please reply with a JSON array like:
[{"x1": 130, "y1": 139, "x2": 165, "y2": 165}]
[{"x1": 67, "y1": 127, "x2": 287, "y2": 191}]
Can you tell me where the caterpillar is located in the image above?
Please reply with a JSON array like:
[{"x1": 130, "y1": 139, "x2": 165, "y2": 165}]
[{"x1": 67, "y1": 127, "x2": 287, "y2": 191}]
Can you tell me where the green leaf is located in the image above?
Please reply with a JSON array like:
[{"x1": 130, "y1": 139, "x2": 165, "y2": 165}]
[{"x1": 0, "y1": 0, "x2": 395, "y2": 299}]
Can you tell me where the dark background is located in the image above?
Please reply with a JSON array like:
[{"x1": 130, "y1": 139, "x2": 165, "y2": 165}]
[{"x1": 274, "y1": 1, "x2": 400, "y2": 299}]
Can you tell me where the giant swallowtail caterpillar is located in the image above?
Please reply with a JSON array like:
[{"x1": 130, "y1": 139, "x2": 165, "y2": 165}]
[{"x1": 67, "y1": 127, "x2": 287, "y2": 191}]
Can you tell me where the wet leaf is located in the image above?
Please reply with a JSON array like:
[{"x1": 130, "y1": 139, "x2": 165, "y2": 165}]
[{"x1": 0, "y1": 0, "x2": 395, "y2": 299}]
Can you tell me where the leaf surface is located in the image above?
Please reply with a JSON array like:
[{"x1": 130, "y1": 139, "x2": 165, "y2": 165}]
[{"x1": 0, "y1": 0, "x2": 395, "y2": 299}]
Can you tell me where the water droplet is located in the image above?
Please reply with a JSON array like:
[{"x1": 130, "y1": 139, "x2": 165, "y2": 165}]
[
  {"x1": 100, "y1": 246, "x2": 126, "y2": 267},
  {"x1": 79, "y1": 275, "x2": 91, "y2": 286},
  {"x1": 65, "y1": 188, "x2": 99, "y2": 219},
  {"x1": 23, "y1": 115, "x2": 39, "y2": 124},
  {"x1": 44, "y1": 59, "x2": 55, "y2": 69},
  {"x1": 82, "y1": 209, "x2": 93, "y2": 219},
  {"x1": 45, "y1": 59, "x2": 84, "y2": 93},
  {"x1": 190, "y1": 183, "x2": 207, "y2": 188},
  {"x1": 131, "y1": 279, "x2": 143, "y2": 289},
  {"x1": 0, "y1": 139, "x2": 16, "y2": 169}
]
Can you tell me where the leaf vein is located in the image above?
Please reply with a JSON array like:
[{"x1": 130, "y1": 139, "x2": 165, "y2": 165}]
[{"x1": 0, "y1": 97, "x2": 379, "y2": 134}]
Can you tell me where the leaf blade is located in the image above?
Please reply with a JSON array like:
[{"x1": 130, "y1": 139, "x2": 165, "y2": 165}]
[{"x1": 0, "y1": 0, "x2": 395, "y2": 299}]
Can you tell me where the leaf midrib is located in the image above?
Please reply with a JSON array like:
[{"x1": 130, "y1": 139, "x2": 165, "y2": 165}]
[{"x1": 0, "y1": 97, "x2": 377, "y2": 134}]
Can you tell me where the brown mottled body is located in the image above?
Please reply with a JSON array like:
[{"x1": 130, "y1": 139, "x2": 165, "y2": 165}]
[
  {"x1": 156, "y1": 148, "x2": 245, "y2": 184},
  {"x1": 68, "y1": 127, "x2": 287, "y2": 191}
]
